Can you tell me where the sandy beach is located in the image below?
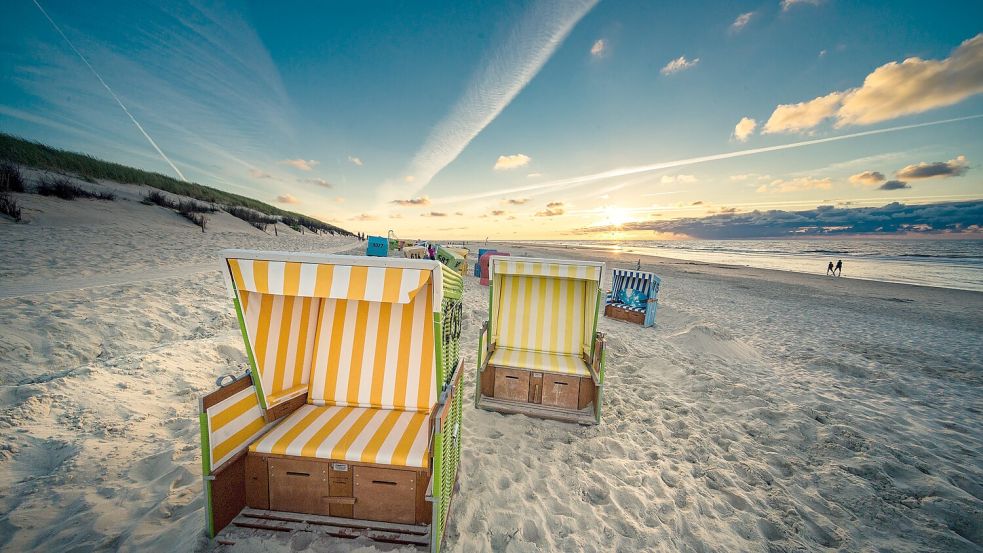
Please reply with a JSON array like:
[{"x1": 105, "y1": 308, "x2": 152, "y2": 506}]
[{"x1": 1, "y1": 189, "x2": 981, "y2": 552}]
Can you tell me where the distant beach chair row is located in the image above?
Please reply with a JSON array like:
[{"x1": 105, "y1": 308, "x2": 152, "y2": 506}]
[{"x1": 197, "y1": 250, "x2": 659, "y2": 550}]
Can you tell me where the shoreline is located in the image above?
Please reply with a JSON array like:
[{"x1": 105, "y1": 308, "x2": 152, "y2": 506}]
[{"x1": 499, "y1": 240, "x2": 983, "y2": 293}]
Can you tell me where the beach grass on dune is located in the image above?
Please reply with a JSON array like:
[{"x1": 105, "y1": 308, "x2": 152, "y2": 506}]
[
  {"x1": 36, "y1": 175, "x2": 116, "y2": 201},
  {"x1": 0, "y1": 133, "x2": 351, "y2": 236}
]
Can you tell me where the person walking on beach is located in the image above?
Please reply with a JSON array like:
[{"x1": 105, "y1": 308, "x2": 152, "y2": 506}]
[
  {"x1": 827, "y1": 261, "x2": 835, "y2": 275},
  {"x1": 834, "y1": 259, "x2": 843, "y2": 276}
]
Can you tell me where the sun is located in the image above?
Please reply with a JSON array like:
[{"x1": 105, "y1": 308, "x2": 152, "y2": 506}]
[{"x1": 600, "y1": 206, "x2": 632, "y2": 227}]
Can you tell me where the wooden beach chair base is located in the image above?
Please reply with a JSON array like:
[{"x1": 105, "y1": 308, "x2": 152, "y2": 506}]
[
  {"x1": 604, "y1": 303, "x2": 647, "y2": 325},
  {"x1": 474, "y1": 329, "x2": 606, "y2": 425}
]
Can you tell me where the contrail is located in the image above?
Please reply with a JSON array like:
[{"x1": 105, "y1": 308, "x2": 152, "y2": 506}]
[
  {"x1": 32, "y1": 0, "x2": 188, "y2": 181},
  {"x1": 379, "y1": 0, "x2": 597, "y2": 202},
  {"x1": 435, "y1": 113, "x2": 983, "y2": 205}
]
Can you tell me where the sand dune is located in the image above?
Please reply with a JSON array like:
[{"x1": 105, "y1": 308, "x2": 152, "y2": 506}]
[{"x1": 1, "y1": 194, "x2": 981, "y2": 551}]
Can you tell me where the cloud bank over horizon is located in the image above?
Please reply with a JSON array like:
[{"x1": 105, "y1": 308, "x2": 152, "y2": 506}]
[{"x1": 588, "y1": 200, "x2": 983, "y2": 239}]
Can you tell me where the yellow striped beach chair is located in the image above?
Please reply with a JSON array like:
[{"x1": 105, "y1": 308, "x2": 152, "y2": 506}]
[
  {"x1": 476, "y1": 257, "x2": 607, "y2": 424},
  {"x1": 199, "y1": 251, "x2": 465, "y2": 551}
]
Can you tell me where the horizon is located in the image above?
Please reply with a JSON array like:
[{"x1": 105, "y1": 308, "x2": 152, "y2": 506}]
[{"x1": 2, "y1": 1, "x2": 982, "y2": 239}]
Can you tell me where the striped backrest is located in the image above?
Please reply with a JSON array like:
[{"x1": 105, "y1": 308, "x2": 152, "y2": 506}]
[
  {"x1": 611, "y1": 269, "x2": 660, "y2": 299},
  {"x1": 308, "y1": 282, "x2": 437, "y2": 412},
  {"x1": 239, "y1": 291, "x2": 320, "y2": 404},
  {"x1": 491, "y1": 258, "x2": 603, "y2": 356},
  {"x1": 495, "y1": 275, "x2": 587, "y2": 355},
  {"x1": 204, "y1": 385, "x2": 275, "y2": 472}
]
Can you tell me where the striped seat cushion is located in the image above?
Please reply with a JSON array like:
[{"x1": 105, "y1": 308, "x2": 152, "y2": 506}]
[
  {"x1": 606, "y1": 301, "x2": 647, "y2": 313},
  {"x1": 489, "y1": 347, "x2": 591, "y2": 377},
  {"x1": 249, "y1": 404, "x2": 432, "y2": 468}
]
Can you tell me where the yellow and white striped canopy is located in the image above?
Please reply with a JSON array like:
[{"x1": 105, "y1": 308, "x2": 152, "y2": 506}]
[
  {"x1": 228, "y1": 258, "x2": 431, "y2": 304},
  {"x1": 492, "y1": 259, "x2": 602, "y2": 281}
]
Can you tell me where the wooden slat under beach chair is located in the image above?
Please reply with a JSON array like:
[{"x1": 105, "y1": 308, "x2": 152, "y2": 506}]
[
  {"x1": 199, "y1": 251, "x2": 465, "y2": 552},
  {"x1": 475, "y1": 257, "x2": 607, "y2": 425},
  {"x1": 604, "y1": 268, "x2": 660, "y2": 327}
]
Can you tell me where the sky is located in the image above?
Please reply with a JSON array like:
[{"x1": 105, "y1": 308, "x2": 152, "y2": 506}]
[{"x1": 1, "y1": 0, "x2": 982, "y2": 239}]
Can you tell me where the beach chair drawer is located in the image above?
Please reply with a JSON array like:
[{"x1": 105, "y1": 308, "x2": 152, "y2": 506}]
[
  {"x1": 353, "y1": 466, "x2": 418, "y2": 524},
  {"x1": 268, "y1": 458, "x2": 330, "y2": 515},
  {"x1": 541, "y1": 374, "x2": 581, "y2": 410},
  {"x1": 493, "y1": 367, "x2": 531, "y2": 402}
]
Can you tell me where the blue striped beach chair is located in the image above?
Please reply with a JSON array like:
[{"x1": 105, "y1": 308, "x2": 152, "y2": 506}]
[{"x1": 604, "y1": 268, "x2": 660, "y2": 327}]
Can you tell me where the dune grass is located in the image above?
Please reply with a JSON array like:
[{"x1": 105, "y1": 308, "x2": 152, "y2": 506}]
[
  {"x1": 1, "y1": 161, "x2": 26, "y2": 193},
  {"x1": 36, "y1": 175, "x2": 116, "y2": 201},
  {"x1": 0, "y1": 133, "x2": 351, "y2": 235}
]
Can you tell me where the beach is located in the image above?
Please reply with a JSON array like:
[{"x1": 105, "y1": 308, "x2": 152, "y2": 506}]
[{"x1": 1, "y1": 191, "x2": 982, "y2": 552}]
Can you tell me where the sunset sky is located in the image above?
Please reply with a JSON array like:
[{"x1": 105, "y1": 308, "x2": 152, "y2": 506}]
[{"x1": 2, "y1": 1, "x2": 982, "y2": 239}]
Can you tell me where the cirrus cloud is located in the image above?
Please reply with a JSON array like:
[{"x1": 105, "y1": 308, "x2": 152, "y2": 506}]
[
  {"x1": 763, "y1": 34, "x2": 983, "y2": 133},
  {"x1": 756, "y1": 177, "x2": 833, "y2": 193},
  {"x1": 781, "y1": 0, "x2": 822, "y2": 11}
]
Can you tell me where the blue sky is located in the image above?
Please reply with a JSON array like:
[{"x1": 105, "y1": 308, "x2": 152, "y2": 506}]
[{"x1": 1, "y1": 0, "x2": 982, "y2": 238}]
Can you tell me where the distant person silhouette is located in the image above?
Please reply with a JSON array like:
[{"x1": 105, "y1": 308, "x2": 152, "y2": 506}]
[
  {"x1": 826, "y1": 261, "x2": 834, "y2": 276},
  {"x1": 834, "y1": 259, "x2": 843, "y2": 276}
]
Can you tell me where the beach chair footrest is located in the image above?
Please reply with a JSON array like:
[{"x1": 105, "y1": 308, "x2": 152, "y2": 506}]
[
  {"x1": 476, "y1": 395, "x2": 598, "y2": 425},
  {"x1": 215, "y1": 507, "x2": 431, "y2": 549}
]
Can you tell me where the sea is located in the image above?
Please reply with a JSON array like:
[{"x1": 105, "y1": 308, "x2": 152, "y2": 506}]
[{"x1": 525, "y1": 239, "x2": 983, "y2": 292}]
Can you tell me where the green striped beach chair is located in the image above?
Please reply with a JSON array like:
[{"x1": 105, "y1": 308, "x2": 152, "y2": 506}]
[{"x1": 199, "y1": 250, "x2": 465, "y2": 551}]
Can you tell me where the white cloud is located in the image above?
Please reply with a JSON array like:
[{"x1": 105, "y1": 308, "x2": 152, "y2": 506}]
[
  {"x1": 730, "y1": 12, "x2": 754, "y2": 32},
  {"x1": 763, "y1": 92, "x2": 844, "y2": 133},
  {"x1": 276, "y1": 193, "x2": 300, "y2": 204},
  {"x1": 763, "y1": 34, "x2": 983, "y2": 133},
  {"x1": 249, "y1": 168, "x2": 273, "y2": 179},
  {"x1": 494, "y1": 153, "x2": 532, "y2": 170},
  {"x1": 660, "y1": 174, "x2": 697, "y2": 184},
  {"x1": 757, "y1": 177, "x2": 833, "y2": 193},
  {"x1": 527, "y1": 172, "x2": 543, "y2": 178},
  {"x1": 781, "y1": 0, "x2": 821, "y2": 11},
  {"x1": 381, "y1": 0, "x2": 597, "y2": 202},
  {"x1": 730, "y1": 173, "x2": 771, "y2": 181},
  {"x1": 661, "y1": 55, "x2": 700, "y2": 75},
  {"x1": 849, "y1": 171, "x2": 886, "y2": 185},
  {"x1": 302, "y1": 178, "x2": 332, "y2": 188},
  {"x1": 279, "y1": 158, "x2": 320, "y2": 171},
  {"x1": 348, "y1": 155, "x2": 363, "y2": 166},
  {"x1": 591, "y1": 39, "x2": 607, "y2": 57},
  {"x1": 351, "y1": 213, "x2": 378, "y2": 221},
  {"x1": 733, "y1": 116, "x2": 757, "y2": 141},
  {"x1": 535, "y1": 201, "x2": 566, "y2": 217},
  {"x1": 391, "y1": 196, "x2": 431, "y2": 206},
  {"x1": 404, "y1": 175, "x2": 416, "y2": 183},
  {"x1": 896, "y1": 155, "x2": 969, "y2": 179}
]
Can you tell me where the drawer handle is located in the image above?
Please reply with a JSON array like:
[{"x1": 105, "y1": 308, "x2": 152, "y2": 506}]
[
  {"x1": 372, "y1": 480, "x2": 398, "y2": 486},
  {"x1": 505, "y1": 376, "x2": 518, "y2": 380},
  {"x1": 553, "y1": 382, "x2": 568, "y2": 386},
  {"x1": 286, "y1": 471, "x2": 310, "y2": 477}
]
